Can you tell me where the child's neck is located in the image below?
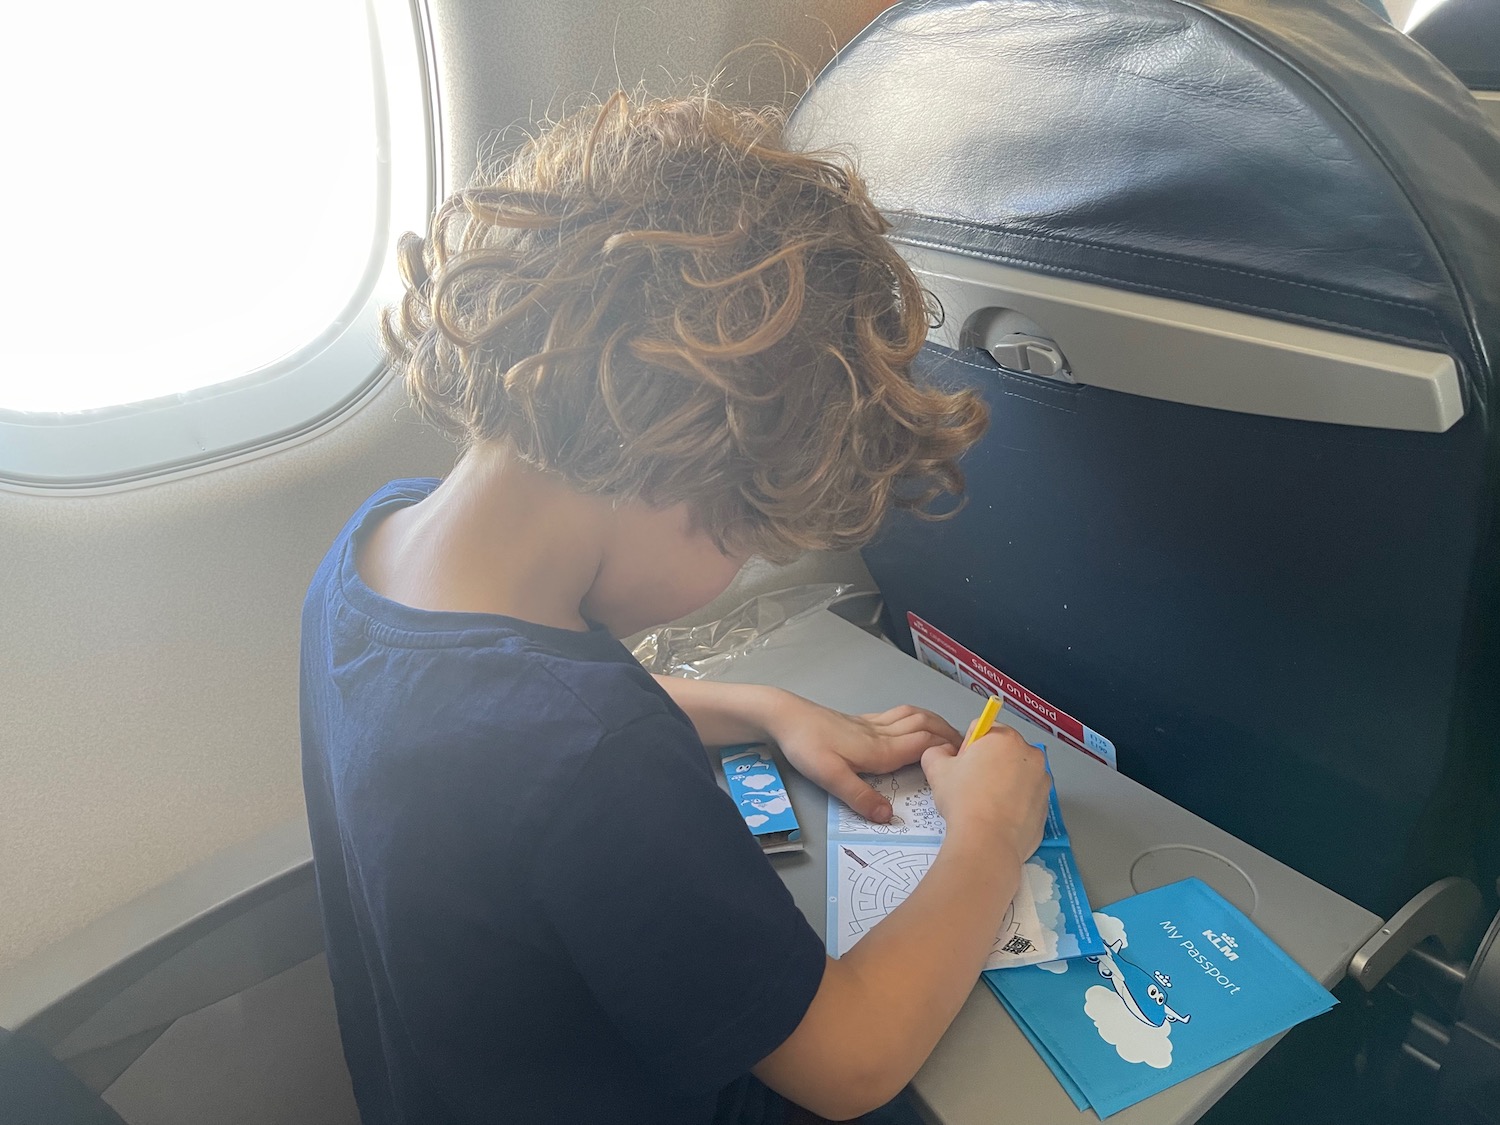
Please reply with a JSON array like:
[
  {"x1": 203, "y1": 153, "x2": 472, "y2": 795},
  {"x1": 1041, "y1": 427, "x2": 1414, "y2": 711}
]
[{"x1": 358, "y1": 446, "x2": 609, "y2": 633}]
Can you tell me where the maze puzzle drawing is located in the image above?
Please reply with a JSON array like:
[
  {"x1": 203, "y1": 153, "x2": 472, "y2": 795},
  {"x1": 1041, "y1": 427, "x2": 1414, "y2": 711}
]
[
  {"x1": 834, "y1": 843, "x2": 939, "y2": 955},
  {"x1": 833, "y1": 844, "x2": 1062, "y2": 967},
  {"x1": 829, "y1": 763, "x2": 1090, "y2": 968}
]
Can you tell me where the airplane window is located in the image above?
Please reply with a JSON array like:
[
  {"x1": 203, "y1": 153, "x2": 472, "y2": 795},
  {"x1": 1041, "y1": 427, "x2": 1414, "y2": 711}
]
[
  {"x1": 1387, "y1": 0, "x2": 1456, "y2": 33},
  {"x1": 0, "y1": 0, "x2": 432, "y2": 486}
]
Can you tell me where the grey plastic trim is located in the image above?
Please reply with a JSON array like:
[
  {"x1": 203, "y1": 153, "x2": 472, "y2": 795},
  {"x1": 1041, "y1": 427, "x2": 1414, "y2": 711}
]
[
  {"x1": 0, "y1": 818, "x2": 314, "y2": 1048},
  {"x1": 1348, "y1": 875, "x2": 1483, "y2": 991},
  {"x1": 51, "y1": 882, "x2": 325, "y2": 1088},
  {"x1": 1477, "y1": 91, "x2": 1500, "y2": 131},
  {"x1": 1457, "y1": 906, "x2": 1500, "y2": 1045},
  {"x1": 906, "y1": 246, "x2": 1465, "y2": 433}
]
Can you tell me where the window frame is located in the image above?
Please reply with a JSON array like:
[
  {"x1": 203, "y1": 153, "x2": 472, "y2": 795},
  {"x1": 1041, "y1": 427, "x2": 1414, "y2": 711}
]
[{"x1": 0, "y1": 0, "x2": 440, "y2": 492}]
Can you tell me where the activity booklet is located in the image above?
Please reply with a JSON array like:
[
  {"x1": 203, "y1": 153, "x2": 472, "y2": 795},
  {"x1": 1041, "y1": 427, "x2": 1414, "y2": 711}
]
[
  {"x1": 826, "y1": 747, "x2": 1104, "y2": 970},
  {"x1": 909, "y1": 612, "x2": 1118, "y2": 770},
  {"x1": 985, "y1": 877, "x2": 1338, "y2": 1119},
  {"x1": 720, "y1": 745, "x2": 803, "y2": 854}
]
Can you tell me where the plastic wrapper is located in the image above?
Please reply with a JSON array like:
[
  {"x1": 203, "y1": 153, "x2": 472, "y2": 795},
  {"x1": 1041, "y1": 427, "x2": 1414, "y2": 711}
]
[{"x1": 631, "y1": 583, "x2": 856, "y2": 680}]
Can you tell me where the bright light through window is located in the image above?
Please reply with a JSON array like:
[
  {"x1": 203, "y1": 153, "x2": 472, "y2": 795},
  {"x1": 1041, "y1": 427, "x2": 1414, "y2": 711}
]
[
  {"x1": 0, "y1": 0, "x2": 377, "y2": 413},
  {"x1": 1388, "y1": 0, "x2": 1455, "y2": 33}
]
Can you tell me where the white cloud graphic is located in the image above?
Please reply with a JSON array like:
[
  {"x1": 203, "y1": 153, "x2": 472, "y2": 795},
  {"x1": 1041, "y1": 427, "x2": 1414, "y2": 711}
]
[
  {"x1": 1035, "y1": 910, "x2": 1128, "y2": 975},
  {"x1": 741, "y1": 773, "x2": 777, "y2": 790},
  {"x1": 1028, "y1": 861, "x2": 1063, "y2": 940},
  {"x1": 1094, "y1": 911, "x2": 1128, "y2": 952},
  {"x1": 1084, "y1": 985, "x2": 1175, "y2": 1069},
  {"x1": 745, "y1": 814, "x2": 769, "y2": 828},
  {"x1": 750, "y1": 795, "x2": 790, "y2": 815}
]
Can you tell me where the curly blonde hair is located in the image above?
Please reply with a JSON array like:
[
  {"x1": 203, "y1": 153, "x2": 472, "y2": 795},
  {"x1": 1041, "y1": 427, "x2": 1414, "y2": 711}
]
[{"x1": 383, "y1": 91, "x2": 986, "y2": 563}]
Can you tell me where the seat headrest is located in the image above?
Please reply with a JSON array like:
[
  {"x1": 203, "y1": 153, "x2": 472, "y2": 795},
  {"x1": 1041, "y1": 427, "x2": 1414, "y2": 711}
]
[
  {"x1": 790, "y1": 0, "x2": 1500, "y2": 421},
  {"x1": 1411, "y1": 0, "x2": 1500, "y2": 91}
]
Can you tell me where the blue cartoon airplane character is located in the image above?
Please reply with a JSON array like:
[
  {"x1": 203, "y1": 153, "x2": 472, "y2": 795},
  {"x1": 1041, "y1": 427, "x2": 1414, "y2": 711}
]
[
  {"x1": 1087, "y1": 939, "x2": 1192, "y2": 1028},
  {"x1": 725, "y1": 749, "x2": 773, "y2": 776}
]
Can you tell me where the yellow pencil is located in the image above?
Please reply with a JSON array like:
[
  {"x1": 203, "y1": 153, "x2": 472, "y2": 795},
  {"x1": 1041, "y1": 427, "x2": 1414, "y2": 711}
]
[{"x1": 960, "y1": 695, "x2": 1002, "y2": 750}]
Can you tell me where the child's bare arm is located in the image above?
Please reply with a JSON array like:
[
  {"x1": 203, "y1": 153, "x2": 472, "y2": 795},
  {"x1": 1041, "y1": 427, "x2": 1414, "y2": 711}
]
[
  {"x1": 659, "y1": 675, "x2": 1048, "y2": 1115},
  {"x1": 755, "y1": 840, "x2": 1017, "y2": 1120},
  {"x1": 652, "y1": 676, "x2": 961, "y2": 822},
  {"x1": 753, "y1": 728, "x2": 1051, "y2": 1121},
  {"x1": 650, "y1": 677, "x2": 787, "y2": 746}
]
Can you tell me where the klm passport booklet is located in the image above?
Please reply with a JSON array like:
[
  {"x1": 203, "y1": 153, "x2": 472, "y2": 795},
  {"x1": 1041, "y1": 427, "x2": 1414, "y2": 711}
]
[
  {"x1": 826, "y1": 746, "x2": 1104, "y2": 969},
  {"x1": 985, "y1": 878, "x2": 1338, "y2": 1118}
]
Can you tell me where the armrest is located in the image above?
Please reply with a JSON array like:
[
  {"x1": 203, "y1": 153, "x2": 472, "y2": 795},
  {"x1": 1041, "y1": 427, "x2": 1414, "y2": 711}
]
[
  {"x1": 1348, "y1": 877, "x2": 1482, "y2": 991},
  {"x1": 0, "y1": 817, "x2": 317, "y2": 1056}
]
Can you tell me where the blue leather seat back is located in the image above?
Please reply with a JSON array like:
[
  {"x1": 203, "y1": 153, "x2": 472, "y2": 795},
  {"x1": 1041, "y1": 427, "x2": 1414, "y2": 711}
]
[
  {"x1": 1411, "y1": 0, "x2": 1500, "y2": 91},
  {"x1": 0, "y1": 1028, "x2": 128, "y2": 1125},
  {"x1": 791, "y1": 0, "x2": 1500, "y2": 915}
]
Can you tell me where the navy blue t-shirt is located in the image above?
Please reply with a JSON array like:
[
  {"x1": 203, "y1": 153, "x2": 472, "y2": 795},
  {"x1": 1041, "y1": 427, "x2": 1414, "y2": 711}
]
[{"x1": 299, "y1": 479, "x2": 826, "y2": 1125}]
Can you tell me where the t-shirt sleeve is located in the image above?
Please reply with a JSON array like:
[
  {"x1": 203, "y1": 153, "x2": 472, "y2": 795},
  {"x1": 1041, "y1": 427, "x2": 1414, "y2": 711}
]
[{"x1": 527, "y1": 712, "x2": 826, "y2": 1096}]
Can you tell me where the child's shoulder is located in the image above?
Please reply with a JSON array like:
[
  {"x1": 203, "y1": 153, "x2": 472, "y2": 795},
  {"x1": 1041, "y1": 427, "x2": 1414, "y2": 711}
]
[
  {"x1": 519, "y1": 639, "x2": 684, "y2": 743},
  {"x1": 483, "y1": 648, "x2": 711, "y2": 835}
]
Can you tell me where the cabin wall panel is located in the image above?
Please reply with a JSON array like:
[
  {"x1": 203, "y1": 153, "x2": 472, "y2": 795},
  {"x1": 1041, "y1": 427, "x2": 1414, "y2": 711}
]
[
  {"x1": 0, "y1": 0, "x2": 885, "y2": 975},
  {"x1": 427, "y1": 0, "x2": 894, "y2": 187},
  {"x1": 0, "y1": 381, "x2": 451, "y2": 972}
]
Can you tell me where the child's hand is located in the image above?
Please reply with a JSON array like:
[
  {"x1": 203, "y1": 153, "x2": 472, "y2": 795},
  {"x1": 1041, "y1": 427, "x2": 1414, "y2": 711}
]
[
  {"x1": 767, "y1": 698, "x2": 962, "y2": 824},
  {"x1": 920, "y1": 724, "x2": 1051, "y2": 866}
]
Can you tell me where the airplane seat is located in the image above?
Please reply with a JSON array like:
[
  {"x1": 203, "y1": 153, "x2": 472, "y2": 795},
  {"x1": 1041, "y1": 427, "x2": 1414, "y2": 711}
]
[
  {"x1": 1407, "y1": 0, "x2": 1500, "y2": 134},
  {"x1": 0, "y1": 1027, "x2": 128, "y2": 1125},
  {"x1": 791, "y1": 0, "x2": 1500, "y2": 1114},
  {"x1": 0, "y1": 820, "x2": 354, "y2": 1125},
  {"x1": 790, "y1": 0, "x2": 1500, "y2": 943},
  {"x1": 1408, "y1": 0, "x2": 1500, "y2": 93}
]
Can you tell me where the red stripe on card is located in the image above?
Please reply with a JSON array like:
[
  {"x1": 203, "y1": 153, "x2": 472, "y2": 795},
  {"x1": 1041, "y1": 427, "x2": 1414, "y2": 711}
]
[{"x1": 908, "y1": 612, "x2": 1087, "y2": 743}]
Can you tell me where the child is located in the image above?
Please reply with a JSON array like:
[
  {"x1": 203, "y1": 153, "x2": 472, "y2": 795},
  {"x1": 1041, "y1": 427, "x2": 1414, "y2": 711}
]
[{"x1": 300, "y1": 91, "x2": 1052, "y2": 1125}]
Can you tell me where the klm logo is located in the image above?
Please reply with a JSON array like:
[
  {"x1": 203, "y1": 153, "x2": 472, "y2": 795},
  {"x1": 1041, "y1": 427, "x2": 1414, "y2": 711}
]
[{"x1": 1202, "y1": 930, "x2": 1241, "y2": 962}]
